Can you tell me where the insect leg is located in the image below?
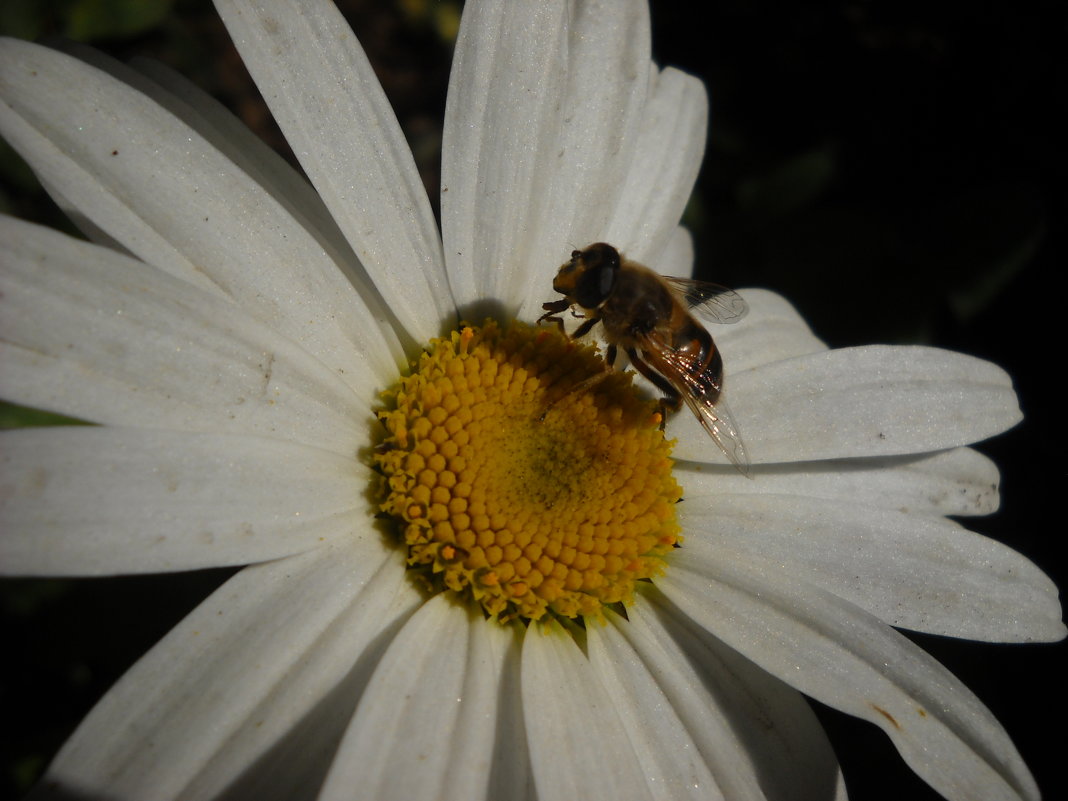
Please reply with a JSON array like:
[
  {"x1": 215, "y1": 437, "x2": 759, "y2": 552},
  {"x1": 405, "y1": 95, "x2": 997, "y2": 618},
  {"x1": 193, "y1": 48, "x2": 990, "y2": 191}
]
[
  {"x1": 570, "y1": 315, "x2": 601, "y2": 339},
  {"x1": 537, "y1": 298, "x2": 572, "y2": 334},
  {"x1": 627, "y1": 348, "x2": 681, "y2": 430},
  {"x1": 540, "y1": 298, "x2": 571, "y2": 315}
]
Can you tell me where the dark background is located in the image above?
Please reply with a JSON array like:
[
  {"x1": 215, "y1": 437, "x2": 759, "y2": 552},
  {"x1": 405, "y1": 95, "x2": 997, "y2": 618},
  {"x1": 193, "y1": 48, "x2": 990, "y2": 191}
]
[{"x1": 1, "y1": 1, "x2": 1064, "y2": 799}]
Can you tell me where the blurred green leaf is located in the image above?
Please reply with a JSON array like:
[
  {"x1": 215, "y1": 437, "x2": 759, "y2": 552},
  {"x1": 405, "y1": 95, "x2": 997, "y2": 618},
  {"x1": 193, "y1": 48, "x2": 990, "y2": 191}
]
[
  {"x1": 0, "y1": 0, "x2": 50, "y2": 40},
  {"x1": 0, "y1": 400, "x2": 91, "y2": 429},
  {"x1": 63, "y1": 0, "x2": 175, "y2": 41}
]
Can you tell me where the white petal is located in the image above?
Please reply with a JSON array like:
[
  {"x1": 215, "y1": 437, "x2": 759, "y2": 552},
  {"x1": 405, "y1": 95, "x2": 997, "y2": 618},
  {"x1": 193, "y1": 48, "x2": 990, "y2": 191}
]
[
  {"x1": 34, "y1": 541, "x2": 420, "y2": 801},
  {"x1": 0, "y1": 38, "x2": 401, "y2": 384},
  {"x1": 0, "y1": 427, "x2": 369, "y2": 575},
  {"x1": 321, "y1": 595, "x2": 521, "y2": 801},
  {"x1": 0, "y1": 217, "x2": 366, "y2": 453},
  {"x1": 713, "y1": 289, "x2": 827, "y2": 374},
  {"x1": 52, "y1": 39, "x2": 356, "y2": 274},
  {"x1": 522, "y1": 621, "x2": 654, "y2": 801},
  {"x1": 77, "y1": 44, "x2": 387, "y2": 341},
  {"x1": 624, "y1": 595, "x2": 847, "y2": 801},
  {"x1": 509, "y1": 0, "x2": 653, "y2": 319},
  {"x1": 658, "y1": 549, "x2": 1041, "y2": 801},
  {"x1": 678, "y1": 447, "x2": 1003, "y2": 517},
  {"x1": 586, "y1": 617, "x2": 723, "y2": 801},
  {"x1": 602, "y1": 66, "x2": 708, "y2": 266},
  {"x1": 594, "y1": 604, "x2": 839, "y2": 801},
  {"x1": 675, "y1": 345, "x2": 1022, "y2": 465},
  {"x1": 129, "y1": 56, "x2": 365, "y2": 275},
  {"x1": 657, "y1": 226, "x2": 696, "y2": 279},
  {"x1": 676, "y1": 492, "x2": 1065, "y2": 642},
  {"x1": 440, "y1": 0, "x2": 569, "y2": 315},
  {"x1": 484, "y1": 624, "x2": 535, "y2": 801},
  {"x1": 214, "y1": 0, "x2": 452, "y2": 345}
]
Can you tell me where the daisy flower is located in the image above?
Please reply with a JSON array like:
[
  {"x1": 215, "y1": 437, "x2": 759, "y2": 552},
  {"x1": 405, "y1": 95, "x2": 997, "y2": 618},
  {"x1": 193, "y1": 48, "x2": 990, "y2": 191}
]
[{"x1": 0, "y1": 1, "x2": 1062, "y2": 800}]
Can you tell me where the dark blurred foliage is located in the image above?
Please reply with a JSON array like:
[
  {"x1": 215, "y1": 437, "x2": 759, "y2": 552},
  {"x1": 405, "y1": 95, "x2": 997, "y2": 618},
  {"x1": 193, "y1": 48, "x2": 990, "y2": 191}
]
[{"x1": 1, "y1": 1, "x2": 1064, "y2": 799}]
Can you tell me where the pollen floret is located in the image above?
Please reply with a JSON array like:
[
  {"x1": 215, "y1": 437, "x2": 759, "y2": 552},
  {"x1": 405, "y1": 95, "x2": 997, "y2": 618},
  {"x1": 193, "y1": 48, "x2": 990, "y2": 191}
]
[{"x1": 375, "y1": 321, "x2": 681, "y2": 622}]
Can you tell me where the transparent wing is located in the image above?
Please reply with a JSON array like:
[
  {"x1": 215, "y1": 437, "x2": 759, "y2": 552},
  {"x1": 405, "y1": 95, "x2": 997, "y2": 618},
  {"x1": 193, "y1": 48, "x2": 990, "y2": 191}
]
[
  {"x1": 640, "y1": 332, "x2": 750, "y2": 474},
  {"x1": 661, "y1": 276, "x2": 748, "y2": 324}
]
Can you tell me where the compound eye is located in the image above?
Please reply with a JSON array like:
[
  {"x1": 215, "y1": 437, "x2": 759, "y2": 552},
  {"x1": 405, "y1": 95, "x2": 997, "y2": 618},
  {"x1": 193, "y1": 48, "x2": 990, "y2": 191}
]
[
  {"x1": 598, "y1": 263, "x2": 615, "y2": 296},
  {"x1": 600, "y1": 244, "x2": 621, "y2": 272},
  {"x1": 574, "y1": 262, "x2": 617, "y2": 308}
]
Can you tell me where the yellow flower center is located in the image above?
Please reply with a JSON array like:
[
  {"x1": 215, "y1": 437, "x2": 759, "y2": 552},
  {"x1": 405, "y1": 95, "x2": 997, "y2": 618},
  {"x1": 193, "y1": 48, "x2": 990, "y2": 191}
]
[{"x1": 374, "y1": 320, "x2": 681, "y2": 622}]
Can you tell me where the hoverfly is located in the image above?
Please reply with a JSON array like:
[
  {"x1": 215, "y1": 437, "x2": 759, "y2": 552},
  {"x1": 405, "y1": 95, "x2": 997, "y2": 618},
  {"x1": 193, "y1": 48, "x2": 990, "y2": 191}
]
[{"x1": 537, "y1": 242, "x2": 749, "y2": 473}]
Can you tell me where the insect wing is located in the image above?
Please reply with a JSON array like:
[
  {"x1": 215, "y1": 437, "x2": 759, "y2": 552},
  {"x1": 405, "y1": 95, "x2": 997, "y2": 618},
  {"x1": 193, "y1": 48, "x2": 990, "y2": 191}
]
[
  {"x1": 641, "y1": 333, "x2": 751, "y2": 474},
  {"x1": 680, "y1": 391, "x2": 750, "y2": 474},
  {"x1": 661, "y1": 277, "x2": 748, "y2": 325}
]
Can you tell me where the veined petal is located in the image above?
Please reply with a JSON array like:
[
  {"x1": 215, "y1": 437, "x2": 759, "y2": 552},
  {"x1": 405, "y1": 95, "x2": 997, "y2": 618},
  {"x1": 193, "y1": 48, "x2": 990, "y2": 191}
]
[
  {"x1": 659, "y1": 549, "x2": 1041, "y2": 801},
  {"x1": 0, "y1": 427, "x2": 369, "y2": 575},
  {"x1": 487, "y1": 653, "x2": 535, "y2": 801},
  {"x1": 0, "y1": 217, "x2": 367, "y2": 453},
  {"x1": 676, "y1": 494, "x2": 1065, "y2": 642},
  {"x1": 675, "y1": 345, "x2": 1022, "y2": 465},
  {"x1": 591, "y1": 603, "x2": 843, "y2": 801},
  {"x1": 71, "y1": 43, "x2": 390, "y2": 351},
  {"x1": 624, "y1": 596, "x2": 847, "y2": 801},
  {"x1": 0, "y1": 38, "x2": 401, "y2": 385},
  {"x1": 678, "y1": 447, "x2": 1003, "y2": 517},
  {"x1": 522, "y1": 621, "x2": 654, "y2": 801},
  {"x1": 658, "y1": 225, "x2": 696, "y2": 279},
  {"x1": 602, "y1": 66, "x2": 708, "y2": 266},
  {"x1": 321, "y1": 595, "x2": 521, "y2": 801},
  {"x1": 48, "y1": 41, "x2": 356, "y2": 277},
  {"x1": 214, "y1": 0, "x2": 452, "y2": 346},
  {"x1": 509, "y1": 0, "x2": 652, "y2": 318},
  {"x1": 130, "y1": 56, "x2": 365, "y2": 278},
  {"x1": 441, "y1": 0, "x2": 569, "y2": 315},
  {"x1": 30, "y1": 541, "x2": 420, "y2": 801},
  {"x1": 713, "y1": 289, "x2": 827, "y2": 374},
  {"x1": 586, "y1": 617, "x2": 723, "y2": 801}
]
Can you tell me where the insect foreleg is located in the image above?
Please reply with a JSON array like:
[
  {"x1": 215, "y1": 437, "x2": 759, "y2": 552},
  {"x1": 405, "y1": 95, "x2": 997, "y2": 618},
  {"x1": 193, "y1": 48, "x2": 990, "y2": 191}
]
[{"x1": 537, "y1": 298, "x2": 572, "y2": 334}]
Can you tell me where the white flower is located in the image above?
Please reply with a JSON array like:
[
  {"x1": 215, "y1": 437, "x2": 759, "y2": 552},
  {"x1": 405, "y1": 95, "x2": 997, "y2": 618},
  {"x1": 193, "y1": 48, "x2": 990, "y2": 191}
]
[{"x1": 0, "y1": 2, "x2": 1062, "y2": 800}]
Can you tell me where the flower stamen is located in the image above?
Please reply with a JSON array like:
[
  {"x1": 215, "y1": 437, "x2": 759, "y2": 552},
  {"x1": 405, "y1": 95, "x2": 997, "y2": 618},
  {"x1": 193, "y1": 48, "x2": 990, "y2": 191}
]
[{"x1": 374, "y1": 320, "x2": 681, "y2": 622}]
